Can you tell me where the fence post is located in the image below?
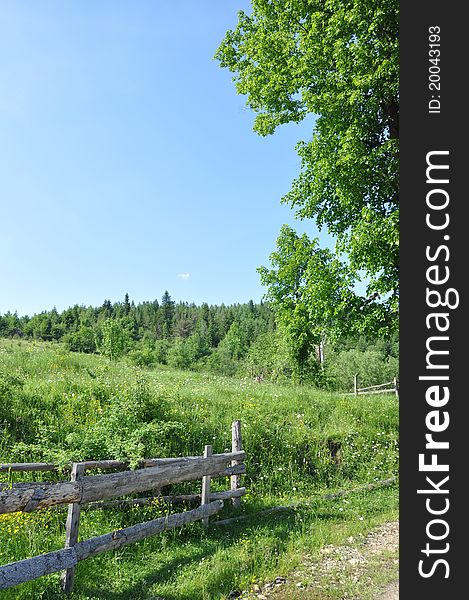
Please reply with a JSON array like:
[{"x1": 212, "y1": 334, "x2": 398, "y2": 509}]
[
  {"x1": 354, "y1": 374, "x2": 359, "y2": 397},
  {"x1": 231, "y1": 420, "x2": 242, "y2": 508},
  {"x1": 201, "y1": 445, "x2": 212, "y2": 527},
  {"x1": 61, "y1": 462, "x2": 85, "y2": 594},
  {"x1": 393, "y1": 377, "x2": 399, "y2": 398}
]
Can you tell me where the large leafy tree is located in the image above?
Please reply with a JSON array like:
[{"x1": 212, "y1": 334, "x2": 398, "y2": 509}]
[
  {"x1": 259, "y1": 225, "x2": 395, "y2": 380},
  {"x1": 216, "y1": 0, "x2": 399, "y2": 322}
]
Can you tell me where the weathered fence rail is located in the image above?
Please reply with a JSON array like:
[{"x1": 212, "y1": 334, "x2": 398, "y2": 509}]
[
  {"x1": 0, "y1": 500, "x2": 224, "y2": 590},
  {"x1": 0, "y1": 452, "x2": 245, "y2": 514},
  {"x1": 85, "y1": 487, "x2": 247, "y2": 510},
  {"x1": 0, "y1": 453, "x2": 242, "y2": 474},
  {"x1": 0, "y1": 420, "x2": 244, "y2": 593}
]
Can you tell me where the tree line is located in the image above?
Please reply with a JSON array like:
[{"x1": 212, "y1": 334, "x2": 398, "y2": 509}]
[
  {"x1": 0, "y1": 293, "x2": 273, "y2": 371},
  {"x1": 0, "y1": 292, "x2": 397, "y2": 390}
]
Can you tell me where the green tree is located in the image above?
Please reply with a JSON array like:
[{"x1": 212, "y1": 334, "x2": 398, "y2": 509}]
[
  {"x1": 63, "y1": 325, "x2": 97, "y2": 354},
  {"x1": 0, "y1": 311, "x2": 22, "y2": 337},
  {"x1": 100, "y1": 300, "x2": 113, "y2": 319},
  {"x1": 161, "y1": 291, "x2": 175, "y2": 338},
  {"x1": 123, "y1": 293, "x2": 131, "y2": 316},
  {"x1": 220, "y1": 321, "x2": 245, "y2": 361},
  {"x1": 167, "y1": 339, "x2": 192, "y2": 369},
  {"x1": 241, "y1": 331, "x2": 291, "y2": 381},
  {"x1": 153, "y1": 339, "x2": 171, "y2": 364},
  {"x1": 99, "y1": 319, "x2": 131, "y2": 360},
  {"x1": 259, "y1": 225, "x2": 371, "y2": 381},
  {"x1": 24, "y1": 312, "x2": 53, "y2": 340},
  {"x1": 61, "y1": 306, "x2": 81, "y2": 332},
  {"x1": 216, "y1": 0, "x2": 399, "y2": 318}
]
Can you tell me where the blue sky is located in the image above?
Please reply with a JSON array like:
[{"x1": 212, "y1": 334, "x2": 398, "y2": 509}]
[{"x1": 0, "y1": 0, "x2": 328, "y2": 317}]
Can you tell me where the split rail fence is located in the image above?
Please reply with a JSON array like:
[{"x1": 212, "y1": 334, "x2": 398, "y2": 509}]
[
  {"x1": 0, "y1": 420, "x2": 245, "y2": 593},
  {"x1": 352, "y1": 375, "x2": 399, "y2": 398}
]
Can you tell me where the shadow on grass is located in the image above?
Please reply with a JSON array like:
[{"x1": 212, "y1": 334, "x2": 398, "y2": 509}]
[
  {"x1": 74, "y1": 506, "x2": 347, "y2": 600},
  {"x1": 4, "y1": 487, "x2": 397, "y2": 600},
  {"x1": 77, "y1": 544, "x2": 219, "y2": 600}
]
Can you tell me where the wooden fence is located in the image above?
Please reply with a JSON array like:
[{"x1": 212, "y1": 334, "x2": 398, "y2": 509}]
[
  {"x1": 352, "y1": 374, "x2": 399, "y2": 397},
  {"x1": 0, "y1": 420, "x2": 245, "y2": 593}
]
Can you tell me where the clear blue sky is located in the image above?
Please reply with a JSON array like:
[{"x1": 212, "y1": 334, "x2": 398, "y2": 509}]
[{"x1": 0, "y1": 0, "x2": 328, "y2": 317}]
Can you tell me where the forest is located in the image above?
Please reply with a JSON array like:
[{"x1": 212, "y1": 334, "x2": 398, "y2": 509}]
[{"x1": 0, "y1": 291, "x2": 398, "y2": 391}]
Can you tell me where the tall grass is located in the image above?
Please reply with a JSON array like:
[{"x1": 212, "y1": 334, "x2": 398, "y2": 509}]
[{"x1": 0, "y1": 340, "x2": 398, "y2": 599}]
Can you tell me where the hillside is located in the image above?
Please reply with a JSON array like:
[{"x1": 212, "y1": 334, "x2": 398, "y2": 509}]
[{"x1": 0, "y1": 340, "x2": 398, "y2": 599}]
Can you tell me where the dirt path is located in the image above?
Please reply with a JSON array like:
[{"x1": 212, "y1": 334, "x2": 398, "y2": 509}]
[
  {"x1": 230, "y1": 521, "x2": 399, "y2": 600},
  {"x1": 374, "y1": 580, "x2": 399, "y2": 600}
]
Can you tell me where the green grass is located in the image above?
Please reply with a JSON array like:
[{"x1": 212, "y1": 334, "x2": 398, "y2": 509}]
[{"x1": 0, "y1": 339, "x2": 398, "y2": 599}]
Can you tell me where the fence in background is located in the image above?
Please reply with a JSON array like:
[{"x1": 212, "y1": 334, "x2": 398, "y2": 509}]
[
  {"x1": 352, "y1": 375, "x2": 399, "y2": 397},
  {"x1": 0, "y1": 420, "x2": 244, "y2": 593}
]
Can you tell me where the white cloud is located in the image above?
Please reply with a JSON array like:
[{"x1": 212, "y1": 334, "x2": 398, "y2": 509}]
[{"x1": 178, "y1": 272, "x2": 190, "y2": 280}]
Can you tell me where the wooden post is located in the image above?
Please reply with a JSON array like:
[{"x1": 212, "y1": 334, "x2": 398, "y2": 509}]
[
  {"x1": 231, "y1": 420, "x2": 242, "y2": 508},
  {"x1": 393, "y1": 377, "x2": 399, "y2": 398},
  {"x1": 201, "y1": 445, "x2": 212, "y2": 527},
  {"x1": 61, "y1": 462, "x2": 84, "y2": 594},
  {"x1": 354, "y1": 374, "x2": 358, "y2": 396}
]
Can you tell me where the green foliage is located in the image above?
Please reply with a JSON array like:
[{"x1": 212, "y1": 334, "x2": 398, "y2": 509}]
[
  {"x1": 152, "y1": 339, "x2": 171, "y2": 364},
  {"x1": 0, "y1": 340, "x2": 398, "y2": 599},
  {"x1": 325, "y1": 348, "x2": 398, "y2": 392},
  {"x1": 258, "y1": 226, "x2": 398, "y2": 383},
  {"x1": 167, "y1": 339, "x2": 192, "y2": 370},
  {"x1": 205, "y1": 343, "x2": 239, "y2": 377},
  {"x1": 63, "y1": 374, "x2": 172, "y2": 467},
  {"x1": 63, "y1": 325, "x2": 98, "y2": 354},
  {"x1": 127, "y1": 346, "x2": 156, "y2": 367},
  {"x1": 0, "y1": 295, "x2": 277, "y2": 378},
  {"x1": 23, "y1": 311, "x2": 63, "y2": 341},
  {"x1": 98, "y1": 318, "x2": 132, "y2": 360},
  {"x1": 1, "y1": 294, "x2": 398, "y2": 386},
  {"x1": 0, "y1": 311, "x2": 22, "y2": 337},
  {"x1": 240, "y1": 331, "x2": 292, "y2": 382},
  {"x1": 185, "y1": 325, "x2": 211, "y2": 363},
  {"x1": 161, "y1": 290, "x2": 175, "y2": 338},
  {"x1": 0, "y1": 372, "x2": 23, "y2": 431},
  {"x1": 0, "y1": 340, "x2": 398, "y2": 488},
  {"x1": 216, "y1": 0, "x2": 399, "y2": 326},
  {"x1": 259, "y1": 225, "x2": 360, "y2": 381},
  {"x1": 220, "y1": 321, "x2": 245, "y2": 361}
]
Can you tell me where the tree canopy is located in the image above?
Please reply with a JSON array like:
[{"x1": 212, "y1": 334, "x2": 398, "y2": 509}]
[
  {"x1": 259, "y1": 225, "x2": 396, "y2": 379},
  {"x1": 215, "y1": 0, "x2": 399, "y2": 327}
]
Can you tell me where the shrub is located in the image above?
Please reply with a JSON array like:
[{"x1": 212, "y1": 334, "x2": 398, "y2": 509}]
[
  {"x1": 153, "y1": 339, "x2": 171, "y2": 364},
  {"x1": 63, "y1": 326, "x2": 97, "y2": 354},
  {"x1": 98, "y1": 319, "x2": 132, "y2": 360},
  {"x1": 128, "y1": 347, "x2": 156, "y2": 367},
  {"x1": 167, "y1": 340, "x2": 192, "y2": 369}
]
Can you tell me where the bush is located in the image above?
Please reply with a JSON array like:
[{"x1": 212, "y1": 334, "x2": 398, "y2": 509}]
[
  {"x1": 205, "y1": 345, "x2": 238, "y2": 377},
  {"x1": 98, "y1": 319, "x2": 132, "y2": 360},
  {"x1": 128, "y1": 347, "x2": 156, "y2": 367},
  {"x1": 153, "y1": 339, "x2": 171, "y2": 364},
  {"x1": 63, "y1": 326, "x2": 97, "y2": 354},
  {"x1": 167, "y1": 340, "x2": 192, "y2": 369}
]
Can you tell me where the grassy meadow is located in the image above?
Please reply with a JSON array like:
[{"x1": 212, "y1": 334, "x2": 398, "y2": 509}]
[{"x1": 0, "y1": 339, "x2": 398, "y2": 599}]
